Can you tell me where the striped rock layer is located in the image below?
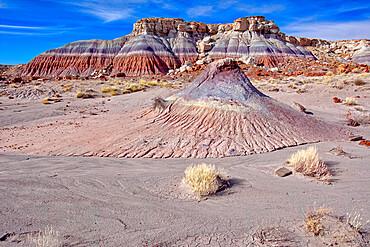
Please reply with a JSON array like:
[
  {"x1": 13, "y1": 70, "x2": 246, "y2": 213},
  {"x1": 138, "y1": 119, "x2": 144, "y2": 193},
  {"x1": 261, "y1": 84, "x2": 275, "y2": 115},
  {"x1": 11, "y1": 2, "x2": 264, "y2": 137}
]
[
  {"x1": 20, "y1": 16, "x2": 316, "y2": 77},
  {"x1": 119, "y1": 59, "x2": 347, "y2": 158}
]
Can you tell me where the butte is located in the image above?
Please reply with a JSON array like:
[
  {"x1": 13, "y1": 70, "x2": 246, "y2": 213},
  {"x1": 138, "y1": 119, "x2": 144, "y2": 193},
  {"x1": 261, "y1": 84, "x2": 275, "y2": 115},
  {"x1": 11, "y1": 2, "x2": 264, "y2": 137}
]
[{"x1": 120, "y1": 58, "x2": 348, "y2": 158}]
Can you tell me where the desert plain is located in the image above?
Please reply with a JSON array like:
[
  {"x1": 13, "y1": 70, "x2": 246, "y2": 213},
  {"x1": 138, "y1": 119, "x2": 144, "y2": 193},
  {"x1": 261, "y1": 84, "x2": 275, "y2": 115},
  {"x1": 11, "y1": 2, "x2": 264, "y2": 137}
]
[{"x1": 0, "y1": 69, "x2": 369, "y2": 246}]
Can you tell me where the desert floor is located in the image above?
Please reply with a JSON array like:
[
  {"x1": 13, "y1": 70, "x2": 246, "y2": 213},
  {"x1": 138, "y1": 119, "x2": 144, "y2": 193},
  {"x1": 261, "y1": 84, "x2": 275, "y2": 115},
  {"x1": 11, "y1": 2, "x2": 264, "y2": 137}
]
[{"x1": 0, "y1": 75, "x2": 369, "y2": 246}]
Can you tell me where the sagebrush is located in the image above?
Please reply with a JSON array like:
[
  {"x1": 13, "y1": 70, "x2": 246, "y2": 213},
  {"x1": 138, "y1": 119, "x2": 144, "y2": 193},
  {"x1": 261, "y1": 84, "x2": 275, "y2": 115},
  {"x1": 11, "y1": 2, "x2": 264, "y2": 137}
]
[{"x1": 183, "y1": 163, "x2": 229, "y2": 197}]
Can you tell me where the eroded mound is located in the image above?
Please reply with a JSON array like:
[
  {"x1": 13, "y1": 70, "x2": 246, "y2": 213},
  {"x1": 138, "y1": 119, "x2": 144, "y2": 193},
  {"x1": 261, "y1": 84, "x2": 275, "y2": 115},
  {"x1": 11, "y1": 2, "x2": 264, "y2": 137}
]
[{"x1": 119, "y1": 58, "x2": 348, "y2": 158}]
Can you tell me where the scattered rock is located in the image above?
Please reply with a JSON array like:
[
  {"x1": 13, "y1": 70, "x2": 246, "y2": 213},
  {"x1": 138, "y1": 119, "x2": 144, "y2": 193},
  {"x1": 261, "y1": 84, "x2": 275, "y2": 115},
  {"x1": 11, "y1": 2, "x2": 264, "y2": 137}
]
[
  {"x1": 347, "y1": 119, "x2": 360, "y2": 127},
  {"x1": 359, "y1": 140, "x2": 370, "y2": 147},
  {"x1": 333, "y1": 97, "x2": 341, "y2": 103},
  {"x1": 348, "y1": 135, "x2": 363, "y2": 141},
  {"x1": 275, "y1": 167, "x2": 293, "y2": 177}
]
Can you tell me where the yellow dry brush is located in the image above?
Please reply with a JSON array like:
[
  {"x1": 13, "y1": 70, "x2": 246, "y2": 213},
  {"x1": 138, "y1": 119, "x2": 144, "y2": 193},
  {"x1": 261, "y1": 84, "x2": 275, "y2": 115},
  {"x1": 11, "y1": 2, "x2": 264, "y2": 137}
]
[
  {"x1": 183, "y1": 163, "x2": 229, "y2": 197},
  {"x1": 288, "y1": 146, "x2": 331, "y2": 182}
]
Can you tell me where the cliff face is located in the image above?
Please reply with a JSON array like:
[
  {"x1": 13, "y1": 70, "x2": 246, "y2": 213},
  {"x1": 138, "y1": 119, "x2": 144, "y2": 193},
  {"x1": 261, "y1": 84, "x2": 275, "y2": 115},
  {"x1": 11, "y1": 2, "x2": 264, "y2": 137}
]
[{"x1": 19, "y1": 16, "x2": 353, "y2": 77}]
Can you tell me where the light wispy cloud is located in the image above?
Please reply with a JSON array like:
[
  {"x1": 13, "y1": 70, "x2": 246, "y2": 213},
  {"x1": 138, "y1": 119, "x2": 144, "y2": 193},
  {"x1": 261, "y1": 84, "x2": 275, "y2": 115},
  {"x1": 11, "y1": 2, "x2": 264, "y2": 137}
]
[
  {"x1": 187, "y1": 6, "x2": 213, "y2": 17},
  {"x1": 0, "y1": 24, "x2": 47, "y2": 30},
  {"x1": 236, "y1": 4, "x2": 285, "y2": 14},
  {"x1": 0, "y1": 30, "x2": 67, "y2": 36},
  {"x1": 65, "y1": 0, "x2": 145, "y2": 22},
  {"x1": 283, "y1": 20, "x2": 370, "y2": 41},
  {"x1": 218, "y1": 0, "x2": 237, "y2": 10},
  {"x1": 82, "y1": 7, "x2": 135, "y2": 22}
]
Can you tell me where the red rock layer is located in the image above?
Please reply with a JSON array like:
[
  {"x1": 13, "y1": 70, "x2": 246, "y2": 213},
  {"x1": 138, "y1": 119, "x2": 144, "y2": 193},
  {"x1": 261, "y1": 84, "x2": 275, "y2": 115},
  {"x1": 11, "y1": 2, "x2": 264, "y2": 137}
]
[{"x1": 113, "y1": 54, "x2": 180, "y2": 75}]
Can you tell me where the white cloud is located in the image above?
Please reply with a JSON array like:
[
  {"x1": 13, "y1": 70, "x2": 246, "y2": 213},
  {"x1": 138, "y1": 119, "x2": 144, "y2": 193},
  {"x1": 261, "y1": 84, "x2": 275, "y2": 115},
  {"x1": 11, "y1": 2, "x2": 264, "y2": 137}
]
[
  {"x1": 283, "y1": 20, "x2": 370, "y2": 41},
  {"x1": 218, "y1": 0, "x2": 237, "y2": 10},
  {"x1": 0, "y1": 30, "x2": 66, "y2": 35},
  {"x1": 236, "y1": 4, "x2": 285, "y2": 14},
  {"x1": 81, "y1": 8, "x2": 134, "y2": 22},
  {"x1": 187, "y1": 6, "x2": 213, "y2": 17},
  {"x1": 0, "y1": 24, "x2": 46, "y2": 29},
  {"x1": 65, "y1": 1, "x2": 136, "y2": 22}
]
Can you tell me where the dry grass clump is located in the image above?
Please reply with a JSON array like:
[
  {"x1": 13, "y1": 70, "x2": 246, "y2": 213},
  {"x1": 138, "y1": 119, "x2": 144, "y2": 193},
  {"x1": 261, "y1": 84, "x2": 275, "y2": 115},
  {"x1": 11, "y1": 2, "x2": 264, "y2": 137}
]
[
  {"x1": 147, "y1": 80, "x2": 158, "y2": 86},
  {"x1": 353, "y1": 106, "x2": 364, "y2": 112},
  {"x1": 326, "y1": 71, "x2": 334, "y2": 76},
  {"x1": 183, "y1": 163, "x2": 229, "y2": 198},
  {"x1": 125, "y1": 83, "x2": 143, "y2": 92},
  {"x1": 100, "y1": 86, "x2": 110, "y2": 93},
  {"x1": 303, "y1": 204, "x2": 331, "y2": 236},
  {"x1": 351, "y1": 68, "x2": 361, "y2": 73},
  {"x1": 343, "y1": 97, "x2": 358, "y2": 105},
  {"x1": 346, "y1": 209, "x2": 369, "y2": 232},
  {"x1": 152, "y1": 97, "x2": 168, "y2": 112},
  {"x1": 27, "y1": 226, "x2": 60, "y2": 247},
  {"x1": 287, "y1": 146, "x2": 331, "y2": 182}
]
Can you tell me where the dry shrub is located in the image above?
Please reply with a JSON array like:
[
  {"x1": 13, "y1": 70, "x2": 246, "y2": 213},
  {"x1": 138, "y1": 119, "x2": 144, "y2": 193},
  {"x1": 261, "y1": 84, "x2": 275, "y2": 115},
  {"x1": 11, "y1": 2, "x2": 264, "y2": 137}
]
[
  {"x1": 343, "y1": 97, "x2": 358, "y2": 105},
  {"x1": 147, "y1": 80, "x2": 158, "y2": 86},
  {"x1": 326, "y1": 71, "x2": 334, "y2": 76},
  {"x1": 351, "y1": 68, "x2": 361, "y2": 74},
  {"x1": 76, "y1": 91, "x2": 84, "y2": 98},
  {"x1": 100, "y1": 86, "x2": 110, "y2": 93},
  {"x1": 152, "y1": 97, "x2": 167, "y2": 112},
  {"x1": 303, "y1": 204, "x2": 331, "y2": 236},
  {"x1": 347, "y1": 209, "x2": 369, "y2": 232},
  {"x1": 125, "y1": 83, "x2": 142, "y2": 92},
  {"x1": 353, "y1": 106, "x2": 364, "y2": 112},
  {"x1": 183, "y1": 163, "x2": 229, "y2": 197},
  {"x1": 287, "y1": 146, "x2": 331, "y2": 182},
  {"x1": 27, "y1": 226, "x2": 60, "y2": 247}
]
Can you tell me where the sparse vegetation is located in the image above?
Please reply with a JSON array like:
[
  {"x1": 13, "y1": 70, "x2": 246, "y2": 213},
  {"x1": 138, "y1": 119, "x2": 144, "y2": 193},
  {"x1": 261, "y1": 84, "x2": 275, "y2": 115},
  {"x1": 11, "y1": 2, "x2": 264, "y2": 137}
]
[
  {"x1": 353, "y1": 106, "x2": 364, "y2": 112},
  {"x1": 346, "y1": 209, "x2": 369, "y2": 232},
  {"x1": 287, "y1": 146, "x2": 331, "y2": 182},
  {"x1": 27, "y1": 226, "x2": 60, "y2": 247},
  {"x1": 100, "y1": 86, "x2": 111, "y2": 93},
  {"x1": 343, "y1": 97, "x2": 358, "y2": 105},
  {"x1": 183, "y1": 163, "x2": 229, "y2": 198},
  {"x1": 303, "y1": 204, "x2": 331, "y2": 236}
]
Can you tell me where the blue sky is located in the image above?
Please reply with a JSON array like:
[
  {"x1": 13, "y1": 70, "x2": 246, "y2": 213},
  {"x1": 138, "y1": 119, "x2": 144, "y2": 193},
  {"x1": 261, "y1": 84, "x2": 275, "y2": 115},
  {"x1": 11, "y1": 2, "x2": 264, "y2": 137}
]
[{"x1": 0, "y1": 0, "x2": 369, "y2": 65}]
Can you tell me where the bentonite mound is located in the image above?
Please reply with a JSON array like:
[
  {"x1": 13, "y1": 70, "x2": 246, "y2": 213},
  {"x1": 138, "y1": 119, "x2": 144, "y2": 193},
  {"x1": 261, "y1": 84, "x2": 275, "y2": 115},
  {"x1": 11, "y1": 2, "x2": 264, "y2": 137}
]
[{"x1": 119, "y1": 58, "x2": 347, "y2": 158}]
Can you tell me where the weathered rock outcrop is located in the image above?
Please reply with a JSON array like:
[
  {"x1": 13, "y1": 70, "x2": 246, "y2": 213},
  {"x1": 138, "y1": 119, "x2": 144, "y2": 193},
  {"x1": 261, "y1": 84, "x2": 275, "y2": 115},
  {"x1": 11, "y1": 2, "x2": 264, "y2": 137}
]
[
  {"x1": 289, "y1": 37, "x2": 370, "y2": 65},
  {"x1": 19, "y1": 16, "x2": 317, "y2": 77},
  {"x1": 119, "y1": 58, "x2": 348, "y2": 158}
]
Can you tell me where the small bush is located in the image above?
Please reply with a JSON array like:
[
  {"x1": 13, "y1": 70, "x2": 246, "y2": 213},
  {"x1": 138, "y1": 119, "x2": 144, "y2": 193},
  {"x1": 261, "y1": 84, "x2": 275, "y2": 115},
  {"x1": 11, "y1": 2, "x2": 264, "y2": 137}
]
[
  {"x1": 287, "y1": 146, "x2": 331, "y2": 181},
  {"x1": 351, "y1": 68, "x2": 361, "y2": 73},
  {"x1": 76, "y1": 91, "x2": 84, "y2": 98},
  {"x1": 353, "y1": 106, "x2": 364, "y2": 112},
  {"x1": 183, "y1": 163, "x2": 229, "y2": 197},
  {"x1": 326, "y1": 71, "x2": 334, "y2": 76},
  {"x1": 147, "y1": 80, "x2": 158, "y2": 86},
  {"x1": 346, "y1": 209, "x2": 369, "y2": 232},
  {"x1": 303, "y1": 204, "x2": 331, "y2": 236},
  {"x1": 101, "y1": 87, "x2": 110, "y2": 93},
  {"x1": 343, "y1": 97, "x2": 358, "y2": 105},
  {"x1": 27, "y1": 226, "x2": 60, "y2": 247},
  {"x1": 138, "y1": 79, "x2": 147, "y2": 86}
]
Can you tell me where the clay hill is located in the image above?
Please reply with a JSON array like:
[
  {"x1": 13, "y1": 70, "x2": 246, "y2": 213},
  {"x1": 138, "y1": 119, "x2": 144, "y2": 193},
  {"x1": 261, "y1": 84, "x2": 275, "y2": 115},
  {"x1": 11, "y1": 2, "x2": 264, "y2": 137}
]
[
  {"x1": 2, "y1": 58, "x2": 350, "y2": 159},
  {"x1": 119, "y1": 58, "x2": 349, "y2": 158},
  {"x1": 16, "y1": 16, "x2": 369, "y2": 78}
]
